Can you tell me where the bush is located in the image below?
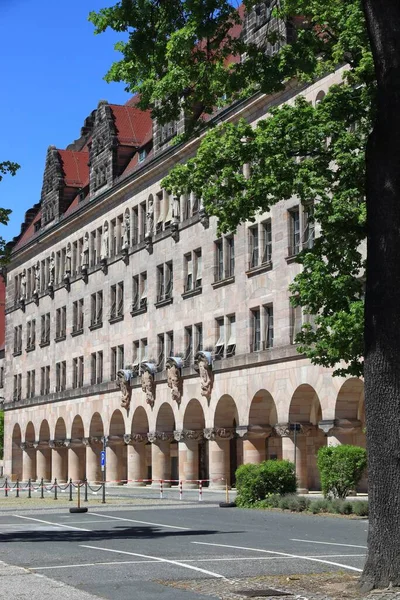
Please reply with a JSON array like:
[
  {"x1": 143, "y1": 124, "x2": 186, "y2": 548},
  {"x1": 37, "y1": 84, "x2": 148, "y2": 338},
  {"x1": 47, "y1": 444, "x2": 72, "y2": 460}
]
[
  {"x1": 351, "y1": 500, "x2": 369, "y2": 516},
  {"x1": 317, "y1": 445, "x2": 367, "y2": 499},
  {"x1": 235, "y1": 460, "x2": 297, "y2": 506}
]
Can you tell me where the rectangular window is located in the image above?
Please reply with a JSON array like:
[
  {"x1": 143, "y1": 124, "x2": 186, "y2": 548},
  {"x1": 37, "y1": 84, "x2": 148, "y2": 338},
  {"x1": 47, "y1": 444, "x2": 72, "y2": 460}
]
[
  {"x1": 226, "y1": 315, "x2": 236, "y2": 357},
  {"x1": 91, "y1": 291, "x2": 103, "y2": 326},
  {"x1": 132, "y1": 206, "x2": 139, "y2": 245},
  {"x1": 73, "y1": 299, "x2": 84, "y2": 332},
  {"x1": 157, "y1": 265, "x2": 165, "y2": 301},
  {"x1": 91, "y1": 352, "x2": 103, "y2": 385},
  {"x1": 56, "y1": 361, "x2": 66, "y2": 392},
  {"x1": 194, "y1": 250, "x2": 202, "y2": 288},
  {"x1": 226, "y1": 236, "x2": 235, "y2": 278},
  {"x1": 166, "y1": 331, "x2": 174, "y2": 358},
  {"x1": 78, "y1": 356, "x2": 84, "y2": 387},
  {"x1": 184, "y1": 326, "x2": 193, "y2": 365},
  {"x1": 27, "y1": 370, "x2": 35, "y2": 398},
  {"x1": 111, "y1": 347, "x2": 117, "y2": 380},
  {"x1": 72, "y1": 358, "x2": 78, "y2": 389},
  {"x1": 41, "y1": 366, "x2": 50, "y2": 395},
  {"x1": 117, "y1": 282, "x2": 124, "y2": 317},
  {"x1": 262, "y1": 221, "x2": 272, "y2": 264},
  {"x1": 249, "y1": 226, "x2": 259, "y2": 269},
  {"x1": 215, "y1": 318, "x2": 225, "y2": 359},
  {"x1": 289, "y1": 208, "x2": 300, "y2": 256},
  {"x1": 264, "y1": 304, "x2": 274, "y2": 349},
  {"x1": 185, "y1": 254, "x2": 193, "y2": 292},
  {"x1": 110, "y1": 219, "x2": 117, "y2": 257},
  {"x1": 90, "y1": 231, "x2": 96, "y2": 267},
  {"x1": 110, "y1": 285, "x2": 117, "y2": 319},
  {"x1": 290, "y1": 303, "x2": 303, "y2": 344},
  {"x1": 303, "y1": 205, "x2": 315, "y2": 249},
  {"x1": 14, "y1": 374, "x2": 22, "y2": 401},
  {"x1": 0, "y1": 366, "x2": 4, "y2": 388},
  {"x1": 118, "y1": 345, "x2": 124, "y2": 371},
  {"x1": 195, "y1": 323, "x2": 203, "y2": 353},
  {"x1": 27, "y1": 319, "x2": 36, "y2": 349},
  {"x1": 157, "y1": 334, "x2": 165, "y2": 369},
  {"x1": 139, "y1": 202, "x2": 146, "y2": 242},
  {"x1": 251, "y1": 308, "x2": 261, "y2": 352},
  {"x1": 14, "y1": 324, "x2": 22, "y2": 353},
  {"x1": 215, "y1": 240, "x2": 224, "y2": 282}
]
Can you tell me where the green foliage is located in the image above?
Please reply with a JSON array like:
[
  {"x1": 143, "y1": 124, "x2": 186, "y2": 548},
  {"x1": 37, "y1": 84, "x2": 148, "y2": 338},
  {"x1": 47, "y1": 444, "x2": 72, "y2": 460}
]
[
  {"x1": 235, "y1": 460, "x2": 297, "y2": 506},
  {"x1": 317, "y1": 444, "x2": 367, "y2": 499},
  {"x1": 90, "y1": 0, "x2": 374, "y2": 376},
  {"x1": 0, "y1": 411, "x2": 4, "y2": 460},
  {"x1": 251, "y1": 493, "x2": 368, "y2": 516}
]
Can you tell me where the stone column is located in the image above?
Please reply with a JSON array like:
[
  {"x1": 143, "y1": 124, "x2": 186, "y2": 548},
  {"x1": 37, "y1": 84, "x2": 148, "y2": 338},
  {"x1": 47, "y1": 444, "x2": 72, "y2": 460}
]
[
  {"x1": 148, "y1": 433, "x2": 173, "y2": 487},
  {"x1": 85, "y1": 438, "x2": 101, "y2": 483},
  {"x1": 36, "y1": 444, "x2": 49, "y2": 481},
  {"x1": 241, "y1": 425, "x2": 272, "y2": 464},
  {"x1": 175, "y1": 430, "x2": 203, "y2": 488},
  {"x1": 205, "y1": 428, "x2": 234, "y2": 489},
  {"x1": 125, "y1": 434, "x2": 147, "y2": 486},
  {"x1": 68, "y1": 442, "x2": 83, "y2": 481},
  {"x1": 50, "y1": 441, "x2": 66, "y2": 482},
  {"x1": 275, "y1": 423, "x2": 312, "y2": 493},
  {"x1": 21, "y1": 443, "x2": 35, "y2": 481},
  {"x1": 106, "y1": 444, "x2": 120, "y2": 484}
]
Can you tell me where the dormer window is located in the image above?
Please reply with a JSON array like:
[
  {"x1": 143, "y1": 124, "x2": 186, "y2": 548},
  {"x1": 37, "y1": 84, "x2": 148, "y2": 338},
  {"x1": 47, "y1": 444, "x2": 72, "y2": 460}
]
[
  {"x1": 139, "y1": 149, "x2": 147, "y2": 163},
  {"x1": 34, "y1": 220, "x2": 41, "y2": 232}
]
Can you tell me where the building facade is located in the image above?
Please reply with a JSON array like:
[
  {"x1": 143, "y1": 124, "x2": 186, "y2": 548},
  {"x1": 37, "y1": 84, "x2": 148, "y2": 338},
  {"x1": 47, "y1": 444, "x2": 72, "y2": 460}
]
[{"x1": 3, "y1": 14, "x2": 365, "y2": 491}]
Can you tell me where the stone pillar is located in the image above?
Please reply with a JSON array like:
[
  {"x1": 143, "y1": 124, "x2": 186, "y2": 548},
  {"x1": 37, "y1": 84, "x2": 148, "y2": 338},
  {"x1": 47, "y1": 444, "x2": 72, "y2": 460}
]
[
  {"x1": 205, "y1": 428, "x2": 235, "y2": 489},
  {"x1": 175, "y1": 430, "x2": 203, "y2": 488},
  {"x1": 50, "y1": 441, "x2": 66, "y2": 482},
  {"x1": 68, "y1": 445, "x2": 82, "y2": 481},
  {"x1": 85, "y1": 438, "x2": 101, "y2": 483},
  {"x1": 106, "y1": 444, "x2": 119, "y2": 484},
  {"x1": 125, "y1": 434, "x2": 147, "y2": 486},
  {"x1": 241, "y1": 425, "x2": 272, "y2": 464},
  {"x1": 275, "y1": 423, "x2": 312, "y2": 493},
  {"x1": 21, "y1": 443, "x2": 35, "y2": 481},
  {"x1": 36, "y1": 444, "x2": 49, "y2": 481},
  {"x1": 148, "y1": 433, "x2": 173, "y2": 487}
]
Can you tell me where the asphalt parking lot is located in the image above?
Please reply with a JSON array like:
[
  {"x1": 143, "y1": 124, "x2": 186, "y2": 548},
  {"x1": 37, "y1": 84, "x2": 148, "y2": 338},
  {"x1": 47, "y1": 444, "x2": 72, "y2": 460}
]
[{"x1": 0, "y1": 504, "x2": 368, "y2": 600}]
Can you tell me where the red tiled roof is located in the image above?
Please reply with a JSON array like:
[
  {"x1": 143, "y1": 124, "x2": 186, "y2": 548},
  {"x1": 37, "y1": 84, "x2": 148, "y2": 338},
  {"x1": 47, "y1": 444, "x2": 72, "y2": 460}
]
[
  {"x1": 58, "y1": 150, "x2": 89, "y2": 187},
  {"x1": 13, "y1": 210, "x2": 42, "y2": 251},
  {"x1": 109, "y1": 105, "x2": 152, "y2": 147}
]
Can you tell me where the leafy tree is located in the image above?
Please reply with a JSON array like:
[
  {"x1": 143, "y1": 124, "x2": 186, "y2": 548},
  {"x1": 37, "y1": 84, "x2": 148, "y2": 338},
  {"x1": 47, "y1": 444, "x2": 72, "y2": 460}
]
[
  {"x1": 0, "y1": 410, "x2": 3, "y2": 461},
  {"x1": 0, "y1": 161, "x2": 18, "y2": 263},
  {"x1": 90, "y1": 0, "x2": 400, "y2": 589}
]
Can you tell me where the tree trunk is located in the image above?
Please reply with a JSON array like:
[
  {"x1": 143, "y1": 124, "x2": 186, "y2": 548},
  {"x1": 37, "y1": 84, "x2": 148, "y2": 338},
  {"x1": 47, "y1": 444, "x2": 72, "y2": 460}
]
[{"x1": 361, "y1": 0, "x2": 400, "y2": 591}]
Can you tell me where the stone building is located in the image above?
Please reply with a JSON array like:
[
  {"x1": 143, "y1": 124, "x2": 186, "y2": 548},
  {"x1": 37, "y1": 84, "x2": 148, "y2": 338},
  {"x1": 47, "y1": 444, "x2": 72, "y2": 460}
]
[{"x1": 3, "y1": 7, "x2": 365, "y2": 491}]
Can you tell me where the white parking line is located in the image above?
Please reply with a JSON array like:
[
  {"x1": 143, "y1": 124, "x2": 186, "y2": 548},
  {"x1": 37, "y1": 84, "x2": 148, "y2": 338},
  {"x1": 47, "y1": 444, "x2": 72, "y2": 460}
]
[
  {"x1": 80, "y1": 544, "x2": 230, "y2": 580},
  {"x1": 32, "y1": 554, "x2": 365, "y2": 570},
  {"x1": 89, "y1": 512, "x2": 190, "y2": 531},
  {"x1": 13, "y1": 515, "x2": 90, "y2": 532},
  {"x1": 291, "y1": 538, "x2": 367, "y2": 549},
  {"x1": 191, "y1": 541, "x2": 363, "y2": 573}
]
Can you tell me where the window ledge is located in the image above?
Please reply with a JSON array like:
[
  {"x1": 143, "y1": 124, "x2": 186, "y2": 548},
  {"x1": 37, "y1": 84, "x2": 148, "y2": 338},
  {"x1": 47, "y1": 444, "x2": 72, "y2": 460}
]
[
  {"x1": 246, "y1": 261, "x2": 273, "y2": 277},
  {"x1": 212, "y1": 275, "x2": 235, "y2": 289},
  {"x1": 182, "y1": 286, "x2": 202, "y2": 300},
  {"x1": 131, "y1": 305, "x2": 147, "y2": 317},
  {"x1": 39, "y1": 341, "x2": 50, "y2": 348},
  {"x1": 89, "y1": 322, "x2": 103, "y2": 331},
  {"x1": 26, "y1": 345, "x2": 36, "y2": 353},
  {"x1": 155, "y1": 297, "x2": 173, "y2": 308},
  {"x1": 12, "y1": 350, "x2": 22, "y2": 357},
  {"x1": 109, "y1": 314, "x2": 124, "y2": 324},
  {"x1": 55, "y1": 335, "x2": 66, "y2": 343},
  {"x1": 71, "y1": 328, "x2": 84, "y2": 337},
  {"x1": 285, "y1": 254, "x2": 299, "y2": 264}
]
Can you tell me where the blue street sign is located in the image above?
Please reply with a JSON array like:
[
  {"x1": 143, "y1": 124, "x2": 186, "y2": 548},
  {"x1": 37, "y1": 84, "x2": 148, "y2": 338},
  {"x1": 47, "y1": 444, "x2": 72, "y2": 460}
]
[{"x1": 100, "y1": 451, "x2": 106, "y2": 467}]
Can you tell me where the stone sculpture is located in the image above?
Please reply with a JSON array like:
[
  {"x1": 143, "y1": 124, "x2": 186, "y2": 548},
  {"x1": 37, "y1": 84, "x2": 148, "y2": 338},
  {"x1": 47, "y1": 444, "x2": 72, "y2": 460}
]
[
  {"x1": 116, "y1": 369, "x2": 132, "y2": 411},
  {"x1": 141, "y1": 368, "x2": 155, "y2": 407},
  {"x1": 166, "y1": 358, "x2": 183, "y2": 404},
  {"x1": 194, "y1": 351, "x2": 213, "y2": 401},
  {"x1": 101, "y1": 222, "x2": 109, "y2": 260}
]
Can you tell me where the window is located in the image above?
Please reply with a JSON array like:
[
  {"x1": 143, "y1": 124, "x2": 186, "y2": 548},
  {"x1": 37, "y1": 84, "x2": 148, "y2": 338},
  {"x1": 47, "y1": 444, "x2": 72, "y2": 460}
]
[
  {"x1": 139, "y1": 202, "x2": 146, "y2": 241},
  {"x1": 72, "y1": 299, "x2": 84, "y2": 333},
  {"x1": 40, "y1": 314, "x2": 50, "y2": 345},
  {"x1": 56, "y1": 361, "x2": 66, "y2": 392},
  {"x1": 55, "y1": 307, "x2": 66, "y2": 339},
  {"x1": 262, "y1": 221, "x2": 272, "y2": 264},
  {"x1": 132, "y1": 272, "x2": 147, "y2": 312},
  {"x1": 13, "y1": 325, "x2": 22, "y2": 354},
  {"x1": 215, "y1": 318, "x2": 225, "y2": 359},
  {"x1": 214, "y1": 236, "x2": 235, "y2": 282},
  {"x1": 251, "y1": 308, "x2": 261, "y2": 352},
  {"x1": 132, "y1": 338, "x2": 148, "y2": 371},
  {"x1": 184, "y1": 326, "x2": 193, "y2": 364},
  {"x1": 132, "y1": 206, "x2": 139, "y2": 245},
  {"x1": 40, "y1": 366, "x2": 50, "y2": 395},
  {"x1": 110, "y1": 219, "x2": 117, "y2": 257},
  {"x1": 249, "y1": 226, "x2": 259, "y2": 268},
  {"x1": 111, "y1": 347, "x2": 117, "y2": 380},
  {"x1": 27, "y1": 370, "x2": 35, "y2": 398},
  {"x1": 248, "y1": 220, "x2": 272, "y2": 268},
  {"x1": 289, "y1": 208, "x2": 300, "y2": 256},
  {"x1": 156, "y1": 262, "x2": 173, "y2": 303},
  {"x1": 303, "y1": 205, "x2": 315, "y2": 249},
  {"x1": 264, "y1": 305, "x2": 274, "y2": 349},
  {"x1": 184, "y1": 250, "x2": 202, "y2": 292},
  {"x1": 290, "y1": 303, "x2": 303, "y2": 344},
  {"x1": 91, "y1": 291, "x2": 103, "y2": 327},
  {"x1": 91, "y1": 351, "x2": 103, "y2": 385},
  {"x1": 110, "y1": 282, "x2": 124, "y2": 320},
  {"x1": 139, "y1": 149, "x2": 147, "y2": 163},
  {"x1": 13, "y1": 374, "x2": 22, "y2": 401},
  {"x1": 72, "y1": 357, "x2": 84, "y2": 388},
  {"x1": 90, "y1": 231, "x2": 97, "y2": 267},
  {"x1": 26, "y1": 319, "x2": 36, "y2": 350},
  {"x1": 195, "y1": 323, "x2": 203, "y2": 353},
  {"x1": 226, "y1": 315, "x2": 236, "y2": 357},
  {"x1": 0, "y1": 367, "x2": 4, "y2": 389},
  {"x1": 184, "y1": 324, "x2": 203, "y2": 364},
  {"x1": 157, "y1": 334, "x2": 165, "y2": 369}
]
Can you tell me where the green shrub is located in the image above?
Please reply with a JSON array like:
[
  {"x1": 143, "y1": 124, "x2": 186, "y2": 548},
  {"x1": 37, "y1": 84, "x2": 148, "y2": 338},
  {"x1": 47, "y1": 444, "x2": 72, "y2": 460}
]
[
  {"x1": 317, "y1": 445, "x2": 367, "y2": 499},
  {"x1": 351, "y1": 500, "x2": 369, "y2": 516},
  {"x1": 235, "y1": 460, "x2": 296, "y2": 506}
]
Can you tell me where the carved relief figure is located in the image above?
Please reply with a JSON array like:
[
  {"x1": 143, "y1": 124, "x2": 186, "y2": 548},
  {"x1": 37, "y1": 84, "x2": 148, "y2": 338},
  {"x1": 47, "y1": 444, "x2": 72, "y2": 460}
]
[
  {"x1": 122, "y1": 211, "x2": 130, "y2": 249},
  {"x1": 65, "y1": 243, "x2": 72, "y2": 275},
  {"x1": 172, "y1": 195, "x2": 180, "y2": 221},
  {"x1": 101, "y1": 221, "x2": 109, "y2": 260},
  {"x1": 196, "y1": 352, "x2": 213, "y2": 400},
  {"x1": 166, "y1": 361, "x2": 182, "y2": 404},
  {"x1": 34, "y1": 262, "x2": 40, "y2": 293},
  {"x1": 146, "y1": 197, "x2": 154, "y2": 236},
  {"x1": 82, "y1": 232, "x2": 89, "y2": 267},
  {"x1": 49, "y1": 254, "x2": 55, "y2": 285},
  {"x1": 20, "y1": 269, "x2": 26, "y2": 299},
  {"x1": 141, "y1": 369, "x2": 155, "y2": 407},
  {"x1": 116, "y1": 370, "x2": 132, "y2": 411}
]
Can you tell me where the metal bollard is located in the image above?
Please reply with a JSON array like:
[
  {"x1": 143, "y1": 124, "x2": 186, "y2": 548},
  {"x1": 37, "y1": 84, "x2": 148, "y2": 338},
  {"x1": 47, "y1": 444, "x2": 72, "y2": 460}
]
[
  {"x1": 54, "y1": 478, "x2": 58, "y2": 500},
  {"x1": 28, "y1": 478, "x2": 32, "y2": 499},
  {"x1": 69, "y1": 478, "x2": 73, "y2": 501},
  {"x1": 40, "y1": 478, "x2": 44, "y2": 499},
  {"x1": 5, "y1": 477, "x2": 8, "y2": 497},
  {"x1": 179, "y1": 480, "x2": 183, "y2": 501},
  {"x1": 160, "y1": 479, "x2": 164, "y2": 500},
  {"x1": 84, "y1": 478, "x2": 88, "y2": 502},
  {"x1": 102, "y1": 481, "x2": 106, "y2": 504},
  {"x1": 16, "y1": 479, "x2": 19, "y2": 498},
  {"x1": 198, "y1": 480, "x2": 203, "y2": 502}
]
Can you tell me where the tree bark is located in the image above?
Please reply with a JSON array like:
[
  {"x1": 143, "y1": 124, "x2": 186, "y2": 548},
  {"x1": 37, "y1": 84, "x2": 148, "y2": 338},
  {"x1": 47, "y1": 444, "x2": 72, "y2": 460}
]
[{"x1": 361, "y1": 0, "x2": 400, "y2": 591}]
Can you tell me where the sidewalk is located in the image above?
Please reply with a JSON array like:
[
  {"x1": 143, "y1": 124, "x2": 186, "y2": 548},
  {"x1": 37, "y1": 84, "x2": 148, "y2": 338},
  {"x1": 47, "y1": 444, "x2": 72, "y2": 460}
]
[{"x1": 0, "y1": 561, "x2": 101, "y2": 600}]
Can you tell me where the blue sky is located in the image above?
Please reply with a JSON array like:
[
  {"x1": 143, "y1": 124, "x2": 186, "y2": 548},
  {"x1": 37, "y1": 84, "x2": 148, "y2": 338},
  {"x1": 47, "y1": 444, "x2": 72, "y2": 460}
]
[{"x1": 0, "y1": 0, "x2": 130, "y2": 242}]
